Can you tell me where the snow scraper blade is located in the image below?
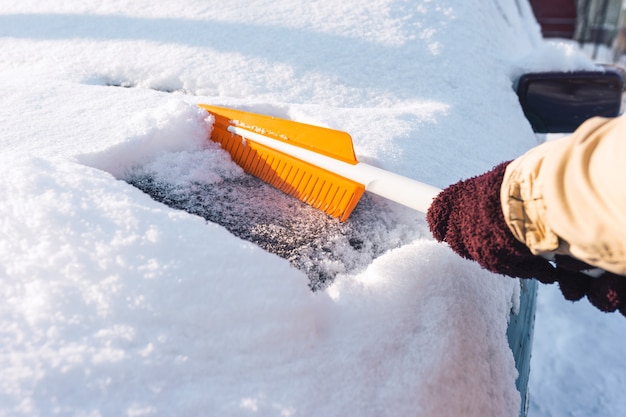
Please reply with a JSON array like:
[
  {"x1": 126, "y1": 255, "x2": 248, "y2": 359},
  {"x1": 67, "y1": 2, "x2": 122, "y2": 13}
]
[{"x1": 199, "y1": 104, "x2": 442, "y2": 221}]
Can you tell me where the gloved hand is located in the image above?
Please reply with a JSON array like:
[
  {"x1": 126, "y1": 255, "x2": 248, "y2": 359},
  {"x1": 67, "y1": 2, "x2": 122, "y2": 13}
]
[
  {"x1": 426, "y1": 161, "x2": 626, "y2": 317},
  {"x1": 555, "y1": 255, "x2": 626, "y2": 316}
]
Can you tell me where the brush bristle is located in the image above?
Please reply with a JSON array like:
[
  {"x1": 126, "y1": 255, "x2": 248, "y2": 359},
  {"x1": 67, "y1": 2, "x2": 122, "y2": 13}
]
[{"x1": 210, "y1": 125, "x2": 364, "y2": 222}]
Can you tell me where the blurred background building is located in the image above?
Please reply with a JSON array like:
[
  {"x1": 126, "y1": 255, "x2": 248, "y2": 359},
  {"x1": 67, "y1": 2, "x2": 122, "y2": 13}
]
[{"x1": 529, "y1": 0, "x2": 626, "y2": 61}]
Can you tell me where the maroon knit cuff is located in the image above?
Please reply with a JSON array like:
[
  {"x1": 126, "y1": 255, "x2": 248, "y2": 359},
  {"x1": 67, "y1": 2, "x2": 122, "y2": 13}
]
[{"x1": 427, "y1": 162, "x2": 556, "y2": 280}]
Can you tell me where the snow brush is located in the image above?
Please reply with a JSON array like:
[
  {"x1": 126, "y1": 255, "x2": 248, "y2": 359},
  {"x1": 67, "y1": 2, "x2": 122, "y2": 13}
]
[{"x1": 198, "y1": 105, "x2": 442, "y2": 221}]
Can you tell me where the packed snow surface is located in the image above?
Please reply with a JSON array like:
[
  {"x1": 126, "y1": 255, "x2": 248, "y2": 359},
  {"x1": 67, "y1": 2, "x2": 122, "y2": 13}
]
[{"x1": 1, "y1": 1, "x2": 625, "y2": 416}]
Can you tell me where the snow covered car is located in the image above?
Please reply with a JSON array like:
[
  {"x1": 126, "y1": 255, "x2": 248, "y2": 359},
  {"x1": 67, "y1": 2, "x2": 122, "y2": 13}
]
[{"x1": 1, "y1": 1, "x2": 625, "y2": 417}]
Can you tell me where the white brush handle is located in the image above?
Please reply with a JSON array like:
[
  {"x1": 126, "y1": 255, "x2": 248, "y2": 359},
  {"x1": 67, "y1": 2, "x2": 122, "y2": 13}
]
[{"x1": 228, "y1": 126, "x2": 442, "y2": 213}]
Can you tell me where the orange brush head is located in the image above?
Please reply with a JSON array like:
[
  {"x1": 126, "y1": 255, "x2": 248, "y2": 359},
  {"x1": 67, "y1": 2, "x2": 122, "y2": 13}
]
[{"x1": 199, "y1": 105, "x2": 365, "y2": 221}]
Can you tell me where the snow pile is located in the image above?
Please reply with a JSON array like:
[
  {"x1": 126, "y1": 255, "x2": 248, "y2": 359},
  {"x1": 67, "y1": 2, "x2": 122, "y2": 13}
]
[
  {"x1": 1, "y1": 1, "x2": 623, "y2": 416},
  {"x1": 509, "y1": 40, "x2": 604, "y2": 83},
  {"x1": 0, "y1": 152, "x2": 518, "y2": 416},
  {"x1": 78, "y1": 102, "x2": 220, "y2": 179}
]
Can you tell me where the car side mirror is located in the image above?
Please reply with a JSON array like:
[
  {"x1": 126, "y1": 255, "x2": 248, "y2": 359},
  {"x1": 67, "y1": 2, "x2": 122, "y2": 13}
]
[{"x1": 516, "y1": 67, "x2": 625, "y2": 133}]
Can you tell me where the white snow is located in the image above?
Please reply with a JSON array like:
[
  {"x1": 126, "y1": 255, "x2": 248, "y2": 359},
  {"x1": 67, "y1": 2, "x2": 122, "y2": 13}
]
[{"x1": 0, "y1": 1, "x2": 624, "y2": 416}]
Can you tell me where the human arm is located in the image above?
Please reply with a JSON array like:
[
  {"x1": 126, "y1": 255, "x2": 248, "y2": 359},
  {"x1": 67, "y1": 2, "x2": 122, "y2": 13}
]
[{"x1": 426, "y1": 116, "x2": 626, "y2": 316}]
